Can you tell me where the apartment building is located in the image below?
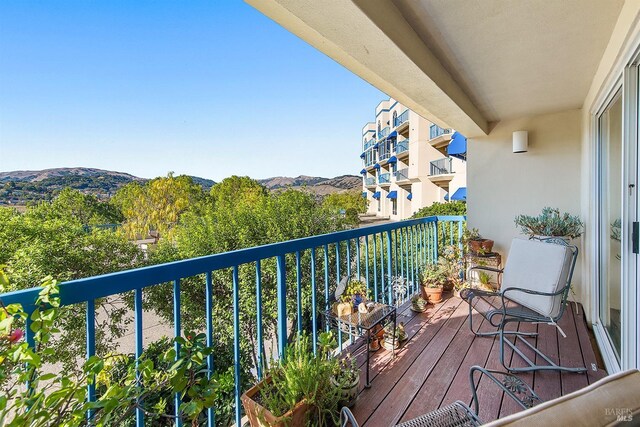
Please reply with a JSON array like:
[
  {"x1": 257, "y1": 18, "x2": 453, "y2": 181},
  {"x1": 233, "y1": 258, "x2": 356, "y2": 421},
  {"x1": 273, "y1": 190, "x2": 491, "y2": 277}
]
[{"x1": 360, "y1": 99, "x2": 466, "y2": 219}]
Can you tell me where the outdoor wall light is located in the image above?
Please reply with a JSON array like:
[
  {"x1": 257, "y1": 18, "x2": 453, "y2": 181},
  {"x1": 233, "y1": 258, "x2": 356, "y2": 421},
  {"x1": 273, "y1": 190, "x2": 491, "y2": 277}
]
[{"x1": 513, "y1": 130, "x2": 528, "y2": 153}]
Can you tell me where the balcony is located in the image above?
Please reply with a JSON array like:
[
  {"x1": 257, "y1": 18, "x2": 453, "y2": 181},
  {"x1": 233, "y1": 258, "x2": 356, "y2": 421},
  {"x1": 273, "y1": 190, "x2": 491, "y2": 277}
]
[
  {"x1": 429, "y1": 125, "x2": 453, "y2": 155},
  {"x1": 394, "y1": 110, "x2": 410, "y2": 136},
  {"x1": 396, "y1": 140, "x2": 409, "y2": 158},
  {"x1": 363, "y1": 139, "x2": 376, "y2": 151},
  {"x1": 0, "y1": 214, "x2": 608, "y2": 426},
  {"x1": 378, "y1": 173, "x2": 391, "y2": 185},
  {"x1": 429, "y1": 157, "x2": 454, "y2": 189},
  {"x1": 364, "y1": 177, "x2": 376, "y2": 187},
  {"x1": 378, "y1": 126, "x2": 390, "y2": 140},
  {"x1": 395, "y1": 167, "x2": 410, "y2": 183}
]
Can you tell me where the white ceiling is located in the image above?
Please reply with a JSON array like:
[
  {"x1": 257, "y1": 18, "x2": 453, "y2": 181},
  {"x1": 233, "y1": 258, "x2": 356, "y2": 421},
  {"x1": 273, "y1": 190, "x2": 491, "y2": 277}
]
[{"x1": 393, "y1": 0, "x2": 624, "y2": 122}]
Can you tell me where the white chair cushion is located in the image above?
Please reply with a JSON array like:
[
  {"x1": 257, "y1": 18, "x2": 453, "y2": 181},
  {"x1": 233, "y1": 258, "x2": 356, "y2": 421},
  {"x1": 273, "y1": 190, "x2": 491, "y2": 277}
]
[{"x1": 501, "y1": 238, "x2": 573, "y2": 318}]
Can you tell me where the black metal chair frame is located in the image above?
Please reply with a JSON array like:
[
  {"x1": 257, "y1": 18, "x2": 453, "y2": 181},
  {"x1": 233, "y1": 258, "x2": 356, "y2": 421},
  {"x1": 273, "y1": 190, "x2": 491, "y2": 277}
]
[
  {"x1": 463, "y1": 238, "x2": 586, "y2": 373},
  {"x1": 340, "y1": 365, "x2": 542, "y2": 427}
]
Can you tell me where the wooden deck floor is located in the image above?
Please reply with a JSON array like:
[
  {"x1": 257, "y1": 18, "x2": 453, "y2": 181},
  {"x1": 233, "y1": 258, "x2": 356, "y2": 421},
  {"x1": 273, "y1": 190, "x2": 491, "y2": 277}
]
[{"x1": 346, "y1": 295, "x2": 607, "y2": 426}]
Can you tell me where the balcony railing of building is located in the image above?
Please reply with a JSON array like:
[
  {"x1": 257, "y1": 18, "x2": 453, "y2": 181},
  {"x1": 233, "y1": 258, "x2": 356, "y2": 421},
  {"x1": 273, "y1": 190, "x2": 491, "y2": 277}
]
[
  {"x1": 395, "y1": 140, "x2": 409, "y2": 154},
  {"x1": 363, "y1": 139, "x2": 376, "y2": 151},
  {"x1": 394, "y1": 109, "x2": 409, "y2": 127},
  {"x1": 0, "y1": 215, "x2": 465, "y2": 426},
  {"x1": 378, "y1": 126, "x2": 390, "y2": 140},
  {"x1": 364, "y1": 177, "x2": 376, "y2": 186},
  {"x1": 430, "y1": 157, "x2": 453, "y2": 176},
  {"x1": 378, "y1": 173, "x2": 391, "y2": 184},
  {"x1": 395, "y1": 168, "x2": 409, "y2": 182},
  {"x1": 364, "y1": 156, "x2": 376, "y2": 167},
  {"x1": 429, "y1": 124, "x2": 452, "y2": 140}
]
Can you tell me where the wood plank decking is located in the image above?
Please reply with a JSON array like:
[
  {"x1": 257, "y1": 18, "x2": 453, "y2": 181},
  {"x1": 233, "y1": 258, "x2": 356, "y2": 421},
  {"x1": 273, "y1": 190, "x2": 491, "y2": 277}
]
[{"x1": 345, "y1": 295, "x2": 606, "y2": 426}]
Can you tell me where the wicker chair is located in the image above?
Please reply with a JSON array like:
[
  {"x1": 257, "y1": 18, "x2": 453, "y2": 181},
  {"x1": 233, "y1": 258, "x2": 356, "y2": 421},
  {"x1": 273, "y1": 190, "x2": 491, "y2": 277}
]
[
  {"x1": 461, "y1": 238, "x2": 586, "y2": 373},
  {"x1": 340, "y1": 365, "x2": 541, "y2": 427}
]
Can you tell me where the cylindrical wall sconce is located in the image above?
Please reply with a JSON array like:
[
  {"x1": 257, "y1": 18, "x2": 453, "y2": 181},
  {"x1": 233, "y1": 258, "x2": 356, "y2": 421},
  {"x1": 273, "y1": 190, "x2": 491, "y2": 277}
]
[{"x1": 513, "y1": 131, "x2": 528, "y2": 153}]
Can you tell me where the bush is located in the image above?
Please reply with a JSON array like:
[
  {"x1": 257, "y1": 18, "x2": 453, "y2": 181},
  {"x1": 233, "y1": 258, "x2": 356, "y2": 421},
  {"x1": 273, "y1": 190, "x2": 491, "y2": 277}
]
[{"x1": 412, "y1": 201, "x2": 466, "y2": 218}]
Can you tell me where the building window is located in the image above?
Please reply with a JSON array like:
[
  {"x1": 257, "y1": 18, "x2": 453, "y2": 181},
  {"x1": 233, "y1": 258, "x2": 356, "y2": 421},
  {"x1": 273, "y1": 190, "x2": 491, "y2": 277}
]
[
  {"x1": 393, "y1": 111, "x2": 397, "y2": 127},
  {"x1": 392, "y1": 198, "x2": 397, "y2": 215},
  {"x1": 377, "y1": 198, "x2": 381, "y2": 212},
  {"x1": 377, "y1": 121, "x2": 381, "y2": 133}
]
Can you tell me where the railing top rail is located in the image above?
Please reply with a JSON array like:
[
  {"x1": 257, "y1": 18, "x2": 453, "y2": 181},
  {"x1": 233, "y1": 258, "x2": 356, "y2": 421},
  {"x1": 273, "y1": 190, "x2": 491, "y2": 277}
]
[{"x1": 0, "y1": 216, "x2": 465, "y2": 311}]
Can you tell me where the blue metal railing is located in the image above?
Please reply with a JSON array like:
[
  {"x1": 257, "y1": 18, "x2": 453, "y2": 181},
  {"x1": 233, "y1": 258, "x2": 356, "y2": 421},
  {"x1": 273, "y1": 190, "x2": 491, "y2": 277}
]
[
  {"x1": 396, "y1": 140, "x2": 409, "y2": 154},
  {"x1": 429, "y1": 124, "x2": 452, "y2": 140},
  {"x1": 378, "y1": 173, "x2": 391, "y2": 184},
  {"x1": 378, "y1": 126, "x2": 390, "y2": 140},
  {"x1": 364, "y1": 177, "x2": 376, "y2": 186},
  {"x1": 394, "y1": 110, "x2": 409, "y2": 127},
  {"x1": 0, "y1": 216, "x2": 465, "y2": 426}
]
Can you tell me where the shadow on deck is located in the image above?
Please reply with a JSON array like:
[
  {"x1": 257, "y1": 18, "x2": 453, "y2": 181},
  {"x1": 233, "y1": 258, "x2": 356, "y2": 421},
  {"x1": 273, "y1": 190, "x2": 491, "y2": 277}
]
[{"x1": 345, "y1": 295, "x2": 606, "y2": 426}]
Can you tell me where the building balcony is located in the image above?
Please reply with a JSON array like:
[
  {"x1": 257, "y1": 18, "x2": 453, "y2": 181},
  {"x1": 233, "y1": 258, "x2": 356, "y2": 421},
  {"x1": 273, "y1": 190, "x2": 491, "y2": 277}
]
[
  {"x1": 0, "y1": 215, "x2": 608, "y2": 426},
  {"x1": 378, "y1": 173, "x2": 391, "y2": 186},
  {"x1": 429, "y1": 125, "x2": 453, "y2": 155},
  {"x1": 394, "y1": 109, "x2": 410, "y2": 136},
  {"x1": 395, "y1": 167, "x2": 410, "y2": 183},
  {"x1": 396, "y1": 140, "x2": 410, "y2": 159},
  {"x1": 364, "y1": 177, "x2": 376, "y2": 187},
  {"x1": 429, "y1": 157, "x2": 454, "y2": 189},
  {"x1": 378, "y1": 151, "x2": 392, "y2": 163},
  {"x1": 378, "y1": 126, "x2": 390, "y2": 140}
]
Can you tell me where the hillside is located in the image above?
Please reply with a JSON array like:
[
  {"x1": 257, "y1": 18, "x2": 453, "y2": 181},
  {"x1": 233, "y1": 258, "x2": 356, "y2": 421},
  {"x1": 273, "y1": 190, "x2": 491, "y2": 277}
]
[{"x1": 0, "y1": 168, "x2": 360, "y2": 205}]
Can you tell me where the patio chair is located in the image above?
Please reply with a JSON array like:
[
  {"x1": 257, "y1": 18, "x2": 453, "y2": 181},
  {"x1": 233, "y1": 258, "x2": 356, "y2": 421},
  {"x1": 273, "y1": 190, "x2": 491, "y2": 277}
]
[
  {"x1": 340, "y1": 365, "x2": 541, "y2": 427},
  {"x1": 341, "y1": 369, "x2": 640, "y2": 427},
  {"x1": 460, "y1": 237, "x2": 585, "y2": 373}
]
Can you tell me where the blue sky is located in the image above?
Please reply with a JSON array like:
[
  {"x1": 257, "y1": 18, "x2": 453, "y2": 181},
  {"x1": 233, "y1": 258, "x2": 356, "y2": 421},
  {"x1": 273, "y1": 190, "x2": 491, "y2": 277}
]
[{"x1": 0, "y1": 1, "x2": 385, "y2": 180}]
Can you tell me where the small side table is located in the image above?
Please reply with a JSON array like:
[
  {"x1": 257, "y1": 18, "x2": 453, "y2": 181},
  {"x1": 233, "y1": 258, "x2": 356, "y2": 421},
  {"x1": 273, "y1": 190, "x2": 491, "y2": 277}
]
[
  {"x1": 464, "y1": 252, "x2": 503, "y2": 290},
  {"x1": 322, "y1": 302, "x2": 396, "y2": 388}
]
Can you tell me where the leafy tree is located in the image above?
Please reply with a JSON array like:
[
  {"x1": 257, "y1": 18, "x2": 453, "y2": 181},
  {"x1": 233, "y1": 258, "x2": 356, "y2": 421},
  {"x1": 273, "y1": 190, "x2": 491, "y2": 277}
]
[
  {"x1": 322, "y1": 191, "x2": 368, "y2": 226},
  {"x1": 112, "y1": 173, "x2": 204, "y2": 240}
]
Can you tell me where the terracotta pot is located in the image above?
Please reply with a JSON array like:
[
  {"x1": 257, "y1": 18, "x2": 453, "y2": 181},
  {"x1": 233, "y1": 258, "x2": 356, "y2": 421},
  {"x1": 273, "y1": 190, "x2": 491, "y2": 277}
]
[
  {"x1": 241, "y1": 377, "x2": 310, "y2": 427},
  {"x1": 422, "y1": 285, "x2": 444, "y2": 304},
  {"x1": 468, "y1": 239, "x2": 494, "y2": 254},
  {"x1": 331, "y1": 375, "x2": 359, "y2": 408},
  {"x1": 411, "y1": 298, "x2": 428, "y2": 313}
]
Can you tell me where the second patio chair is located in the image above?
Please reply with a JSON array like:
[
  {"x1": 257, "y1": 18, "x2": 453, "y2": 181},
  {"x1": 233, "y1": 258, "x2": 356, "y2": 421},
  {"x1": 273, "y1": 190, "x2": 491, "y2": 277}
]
[{"x1": 461, "y1": 237, "x2": 586, "y2": 373}]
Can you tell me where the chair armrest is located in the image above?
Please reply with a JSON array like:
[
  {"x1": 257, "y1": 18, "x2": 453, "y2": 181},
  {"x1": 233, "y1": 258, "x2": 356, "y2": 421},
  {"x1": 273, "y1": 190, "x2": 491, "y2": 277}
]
[
  {"x1": 341, "y1": 407, "x2": 359, "y2": 427},
  {"x1": 467, "y1": 265, "x2": 504, "y2": 275},
  {"x1": 469, "y1": 366, "x2": 542, "y2": 415}
]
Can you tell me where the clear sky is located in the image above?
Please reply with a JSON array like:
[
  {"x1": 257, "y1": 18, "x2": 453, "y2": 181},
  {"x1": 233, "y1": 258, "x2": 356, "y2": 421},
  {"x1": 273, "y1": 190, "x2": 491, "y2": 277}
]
[{"x1": 0, "y1": 1, "x2": 386, "y2": 181}]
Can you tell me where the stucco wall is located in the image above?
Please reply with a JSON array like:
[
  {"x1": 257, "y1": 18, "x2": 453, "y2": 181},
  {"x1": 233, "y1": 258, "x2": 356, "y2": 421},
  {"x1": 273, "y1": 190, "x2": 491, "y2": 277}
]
[{"x1": 467, "y1": 109, "x2": 584, "y2": 299}]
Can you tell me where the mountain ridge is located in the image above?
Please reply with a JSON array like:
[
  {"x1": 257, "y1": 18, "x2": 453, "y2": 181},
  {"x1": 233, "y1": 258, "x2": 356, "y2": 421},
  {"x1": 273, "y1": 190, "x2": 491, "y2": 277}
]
[{"x1": 0, "y1": 168, "x2": 361, "y2": 204}]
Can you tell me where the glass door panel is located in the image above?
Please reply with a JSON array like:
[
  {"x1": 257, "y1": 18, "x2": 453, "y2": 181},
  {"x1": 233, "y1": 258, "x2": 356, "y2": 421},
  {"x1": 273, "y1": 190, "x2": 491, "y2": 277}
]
[{"x1": 598, "y1": 90, "x2": 623, "y2": 361}]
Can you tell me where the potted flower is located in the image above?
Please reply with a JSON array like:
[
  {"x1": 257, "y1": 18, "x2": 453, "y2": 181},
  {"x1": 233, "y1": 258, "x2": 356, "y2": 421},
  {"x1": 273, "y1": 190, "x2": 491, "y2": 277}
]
[
  {"x1": 464, "y1": 228, "x2": 494, "y2": 254},
  {"x1": 410, "y1": 295, "x2": 428, "y2": 313},
  {"x1": 514, "y1": 207, "x2": 584, "y2": 241},
  {"x1": 334, "y1": 277, "x2": 368, "y2": 316},
  {"x1": 382, "y1": 322, "x2": 407, "y2": 350},
  {"x1": 331, "y1": 355, "x2": 360, "y2": 408},
  {"x1": 241, "y1": 332, "x2": 341, "y2": 427},
  {"x1": 419, "y1": 264, "x2": 446, "y2": 304}
]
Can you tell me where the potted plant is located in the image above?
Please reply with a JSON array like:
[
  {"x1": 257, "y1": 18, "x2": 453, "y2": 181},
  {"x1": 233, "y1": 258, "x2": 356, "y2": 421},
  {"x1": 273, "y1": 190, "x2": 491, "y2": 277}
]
[
  {"x1": 477, "y1": 271, "x2": 495, "y2": 291},
  {"x1": 410, "y1": 295, "x2": 428, "y2": 313},
  {"x1": 382, "y1": 322, "x2": 407, "y2": 350},
  {"x1": 419, "y1": 264, "x2": 446, "y2": 304},
  {"x1": 514, "y1": 207, "x2": 584, "y2": 241},
  {"x1": 464, "y1": 228, "x2": 494, "y2": 254},
  {"x1": 241, "y1": 332, "x2": 341, "y2": 427},
  {"x1": 438, "y1": 245, "x2": 464, "y2": 292},
  {"x1": 330, "y1": 356, "x2": 360, "y2": 408},
  {"x1": 334, "y1": 278, "x2": 368, "y2": 316}
]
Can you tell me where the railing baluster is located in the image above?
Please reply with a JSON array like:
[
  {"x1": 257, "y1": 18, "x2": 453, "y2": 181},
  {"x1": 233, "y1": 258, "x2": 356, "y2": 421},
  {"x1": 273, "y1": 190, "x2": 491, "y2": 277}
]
[
  {"x1": 356, "y1": 238, "x2": 361, "y2": 279},
  {"x1": 173, "y1": 279, "x2": 182, "y2": 427},
  {"x1": 372, "y1": 236, "x2": 378, "y2": 302},
  {"x1": 324, "y1": 244, "x2": 330, "y2": 332},
  {"x1": 364, "y1": 236, "x2": 370, "y2": 296},
  {"x1": 276, "y1": 255, "x2": 287, "y2": 358},
  {"x1": 134, "y1": 288, "x2": 145, "y2": 426},
  {"x1": 205, "y1": 271, "x2": 215, "y2": 427},
  {"x1": 399, "y1": 227, "x2": 404, "y2": 281},
  {"x1": 232, "y1": 267, "x2": 241, "y2": 427},
  {"x1": 346, "y1": 239, "x2": 351, "y2": 278},
  {"x1": 296, "y1": 251, "x2": 302, "y2": 334},
  {"x1": 255, "y1": 262, "x2": 263, "y2": 379},
  {"x1": 379, "y1": 234, "x2": 385, "y2": 304},
  {"x1": 434, "y1": 219, "x2": 440, "y2": 263},
  {"x1": 386, "y1": 231, "x2": 393, "y2": 305},
  {"x1": 310, "y1": 247, "x2": 317, "y2": 355},
  {"x1": 458, "y1": 220, "x2": 464, "y2": 251},
  {"x1": 86, "y1": 299, "x2": 96, "y2": 423},
  {"x1": 335, "y1": 243, "x2": 342, "y2": 349}
]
